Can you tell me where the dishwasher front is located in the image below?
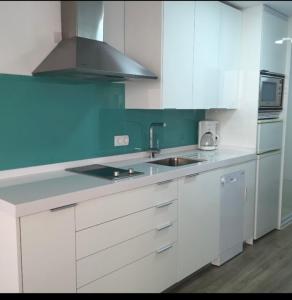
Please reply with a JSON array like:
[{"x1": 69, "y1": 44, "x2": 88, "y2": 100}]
[{"x1": 212, "y1": 170, "x2": 245, "y2": 266}]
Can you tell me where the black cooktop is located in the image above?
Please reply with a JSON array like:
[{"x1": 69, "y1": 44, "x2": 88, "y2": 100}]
[{"x1": 66, "y1": 164, "x2": 144, "y2": 180}]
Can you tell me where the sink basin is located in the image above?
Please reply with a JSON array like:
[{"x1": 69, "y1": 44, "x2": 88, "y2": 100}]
[{"x1": 148, "y1": 157, "x2": 205, "y2": 167}]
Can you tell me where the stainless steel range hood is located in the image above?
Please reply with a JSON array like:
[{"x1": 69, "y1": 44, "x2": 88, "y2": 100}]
[{"x1": 32, "y1": 1, "x2": 157, "y2": 81}]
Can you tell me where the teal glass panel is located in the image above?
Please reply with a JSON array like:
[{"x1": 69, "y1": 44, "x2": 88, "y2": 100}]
[{"x1": 0, "y1": 74, "x2": 205, "y2": 170}]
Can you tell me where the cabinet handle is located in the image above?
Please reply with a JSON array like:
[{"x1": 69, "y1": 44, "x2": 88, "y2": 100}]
[
  {"x1": 155, "y1": 199, "x2": 174, "y2": 208},
  {"x1": 185, "y1": 173, "x2": 199, "y2": 178},
  {"x1": 50, "y1": 203, "x2": 77, "y2": 212},
  {"x1": 156, "y1": 243, "x2": 173, "y2": 254},
  {"x1": 156, "y1": 221, "x2": 173, "y2": 231},
  {"x1": 157, "y1": 179, "x2": 173, "y2": 185}
]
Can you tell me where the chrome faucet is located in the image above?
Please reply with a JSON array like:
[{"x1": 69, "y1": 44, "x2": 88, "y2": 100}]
[{"x1": 149, "y1": 122, "x2": 167, "y2": 158}]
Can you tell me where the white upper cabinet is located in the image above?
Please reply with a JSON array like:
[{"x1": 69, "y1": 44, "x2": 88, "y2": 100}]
[
  {"x1": 162, "y1": 1, "x2": 195, "y2": 109},
  {"x1": 193, "y1": 1, "x2": 221, "y2": 109},
  {"x1": 193, "y1": 1, "x2": 242, "y2": 109},
  {"x1": 218, "y1": 2, "x2": 242, "y2": 109},
  {"x1": 260, "y1": 6, "x2": 288, "y2": 75},
  {"x1": 124, "y1": 1, "x2": 195, "y2": 109},
  {"x1": 125, "y1": 1, "x2": 242, "y2": 110}
]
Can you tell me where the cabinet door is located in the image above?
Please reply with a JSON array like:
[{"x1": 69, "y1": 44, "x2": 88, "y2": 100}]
[
  {"x1": 255, "y1": 151, "x2": 281, "y2": 239},
  {"x1": 218, "y1": 3, "x2": 241, "y2": 109},
  {"x1": 124, "y1": 1, "x2": 163, "y2": 109},
  {"x1": 193, "y1": 1, "x2": 221, "y2": 109},
  {"x1": 21, "y1": 206, "x2": 76, "y2": 293},
  {"x1": 261, "y1": 8, "x2": 288, "y2": 74},
  {"x1": 162, "y1": 1, "x2": 195, "y2": 109},
  {"x1": 178, "y1": 169, "x2": 221, "y2": 281}
]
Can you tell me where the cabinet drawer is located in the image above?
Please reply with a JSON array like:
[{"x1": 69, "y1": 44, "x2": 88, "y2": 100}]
[
  {"x1": 78, "y1": 243, "x2": 177, "y2": 293},
  {"x1": 76, "y1": 200, "x2": 177, "y2": 259},
  {"x1": 77, "y1": 222, "x2": 177, "y2": 288},
  {"x1": 257, "y1": 121, "x2": 283, "y2": 153},
  {"x1": 75, "y1": 180, "x2": 178, "y2": 231}
]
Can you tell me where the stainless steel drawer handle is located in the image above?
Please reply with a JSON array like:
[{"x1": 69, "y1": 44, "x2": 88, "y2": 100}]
[
  {"x1": 156, "y1": 221, "x2": 173, "y2": 231},
  {"x1": 155, "y1": 199, "x2": 174, "y2": 208},
  {"x1": 157, "y1": 179, "x2": 173, "y2": 185},
  {"x1": 156, "y1": 243, "x2": 173, "y2": 254},
  {"x1": 186, "y1": 173, "x2": 199, "y2": 178},
  {"x1": 50, "y1": 203, "x2": 77, "y2": 212}
]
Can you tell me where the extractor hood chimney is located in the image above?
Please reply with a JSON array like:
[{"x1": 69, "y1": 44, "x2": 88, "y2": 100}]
[{"x1": 32, "y1": 1, "x2": 157, "y2": 81}]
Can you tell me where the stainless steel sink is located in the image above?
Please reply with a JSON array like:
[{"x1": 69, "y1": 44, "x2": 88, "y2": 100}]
[{"x1": 148, "y1": 157, "x2": 206, "y2": 167}]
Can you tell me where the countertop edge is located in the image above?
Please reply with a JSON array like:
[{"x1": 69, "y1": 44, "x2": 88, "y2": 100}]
[{"x1": 11, "y1": 153, "x2": 256, "y2": 218}]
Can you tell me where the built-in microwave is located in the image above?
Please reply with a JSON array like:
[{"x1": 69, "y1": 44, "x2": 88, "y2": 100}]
[{"x1": 259, "y1": 70, "x2": 284, "y2": 113}]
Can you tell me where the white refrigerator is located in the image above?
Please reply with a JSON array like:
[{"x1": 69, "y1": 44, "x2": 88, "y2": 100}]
[{"x1": 254, "y1": 119, "x2": 283, "y2": 239}]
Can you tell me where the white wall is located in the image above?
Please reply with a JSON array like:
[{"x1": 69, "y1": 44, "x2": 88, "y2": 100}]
[
  {"x1": 206, "y1": 5, "x2": 263, "y2": 150},
  {"x1": 0, "y1": 1, "x2": 61, "y2": 75}
]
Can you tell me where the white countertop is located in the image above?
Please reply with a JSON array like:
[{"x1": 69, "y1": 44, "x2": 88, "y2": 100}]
[{"x1": 0, "y1": 146, "x2": 256, "y2": 217}]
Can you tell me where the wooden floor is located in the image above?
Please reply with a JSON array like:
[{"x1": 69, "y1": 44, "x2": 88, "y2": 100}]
[{"x1": 170, "y1": 224, "x2": 292, "y2": 293}]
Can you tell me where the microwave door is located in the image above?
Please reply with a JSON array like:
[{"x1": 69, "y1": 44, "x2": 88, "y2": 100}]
[{"x1": 260, "y1": 77, "x2": 283, "y2": 109}]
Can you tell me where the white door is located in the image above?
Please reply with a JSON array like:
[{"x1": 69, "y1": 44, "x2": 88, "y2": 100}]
[
  {"x1": 260, "y1": 8, "x2": 288, "y2": 74},
  {"x1": 162, "y1": 1, "x2": 195, "y2": 109},
  {"x1": 218, "y1": 2, "x2": 241, "y2": 109},
  {"x1": 21, "y1": 205, "x2": 76, "y2": 293},
  {"x1": 257, "y1": 120, "x2": 283, "y2": 154},
  {"x1": 178, "y1": 169, "x2": 221, "y2": 281},
  {"x1": 193, "y1": 1, "x2": 220, "y2": 109},
  {"x1": 255, "y1": 151, "x2": 281, "y2": 239}
]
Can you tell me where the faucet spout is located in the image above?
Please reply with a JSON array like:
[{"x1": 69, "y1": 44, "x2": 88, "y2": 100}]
[{"x1": 149, "y1": 122, "x2": 166, "y2": 158}]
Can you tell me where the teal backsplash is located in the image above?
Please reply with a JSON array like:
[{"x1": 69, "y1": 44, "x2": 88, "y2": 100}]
[{"x1": 0, "y1": 74, "x2": 205, "y2": 171}]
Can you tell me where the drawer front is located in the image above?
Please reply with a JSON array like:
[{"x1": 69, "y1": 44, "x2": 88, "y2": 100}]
[
  {"x1": 76, "y1": 200, "x2": 177, "y2": 259},
  {"x1": 76, "y1": 180, "x2": 178, "y2": 231},
  {"x1": 78, "y1": 243, "x2": 177, "y2": 293},
  {"x1": 257, "y1": 121, "x2": 283, "y2": 153},
  {"x1": 77, "y1": 222, "x2": 177, "y2": 288}
]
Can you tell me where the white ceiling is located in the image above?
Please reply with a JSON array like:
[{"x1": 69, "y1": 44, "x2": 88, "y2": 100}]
[{"x1": 228, "y1": 1, "x2": 292, "y2": 17}]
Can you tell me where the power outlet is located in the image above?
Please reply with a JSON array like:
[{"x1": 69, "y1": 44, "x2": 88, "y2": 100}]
[{"x1": 114, "y1": 135, "x2": 129, "y2": 147}]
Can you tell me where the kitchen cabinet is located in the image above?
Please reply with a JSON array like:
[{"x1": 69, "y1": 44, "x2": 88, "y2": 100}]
[
  {"x1": 76, "y1": 179, "x2": 178, "y2": 292},
  {"x1": 177, "y1": 169, "x2": 221, "y2": 281},
  {"x1": 178, "y1": 160, "x2": 256, "y2": 281},
  {"x1": 255, "y1": 151, "x2": 281, "y2": 239},
  {"x1": 193, "y1": 1, "x2": 241, "y2": 109},
  {"x1": 20, "y1": 206, "x2": 76, "y2": 293},
  {"x1": 125, "y1": 1, "x2": 241, "y2": 110},
  {"x1": 162, "y1": 1, "x2": 195, "y2": 109},
  {"x1": 260, "y1": 6, "x2": 288, "y2": 75},
  {"x1": 0, "y1": 159, "x2": 256, "y2": 293},
  {"x1": 16, "y1": 179, "x2": 178, "y2": 293},
  {"x1": 193, "y1": 1, "x2": 220, "y2": 109},
  {"x1": 218, "y1": 2, "x2": 242, "y2": 109}
]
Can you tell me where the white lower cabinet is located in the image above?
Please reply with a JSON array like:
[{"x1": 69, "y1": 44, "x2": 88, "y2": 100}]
[
  {"x1": 177, "y1": 161, "x2": 256, "y2": 281},
  {"x1": 77, "y1": 223, "x2": 177, "y2": 288},
  {"x1": 177, "y1": 169, "x2": 221, "y2": 281},
  {"x1": 15, "y1": 161, "x2": 256, "y2": 293},
  {"x1": 20, "y1": 206, "x2": 76, "y2": 293},
  {"x1": 78, "y1": 244, "x2": 177, "y2": 293},
  {"x1": 255, "y1": 151, "x2": 281, "y2": 239}
]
